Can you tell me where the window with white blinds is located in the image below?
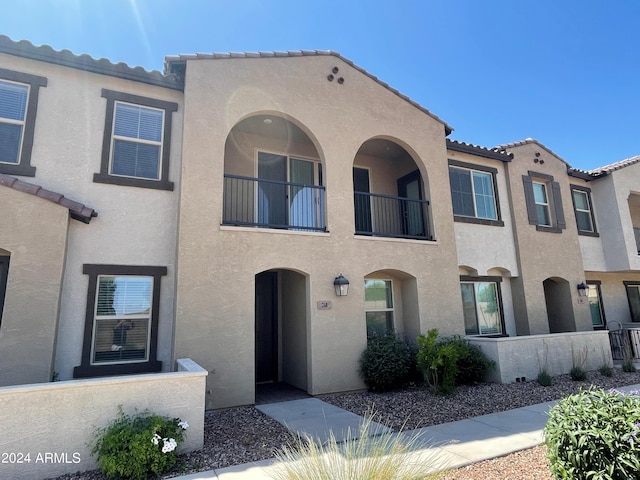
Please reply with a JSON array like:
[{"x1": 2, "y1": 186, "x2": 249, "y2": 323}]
[
  {"x1": 0, "y1": 79, "x2": 28, "y2": 165},
  {"x1": 110, "y1": 102, "x2": 164, "y2": 180},
  {"x1": 91, "y1": 275, "x2": 153, "y2": 365}
]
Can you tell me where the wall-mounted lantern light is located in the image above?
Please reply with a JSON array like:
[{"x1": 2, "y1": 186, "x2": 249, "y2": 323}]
[
  {"x1": 334, "y1": 274, "x2": 349, "y2": 297},
  {"x1": 577, "y1": 282, "x2": 588, "y2": 297}
]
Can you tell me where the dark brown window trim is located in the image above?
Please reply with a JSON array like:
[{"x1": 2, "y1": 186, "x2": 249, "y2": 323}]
[
  {"x1": 570, "y1": 184, "x2": 599, "y2": 237},
  {"x1": 523, "y1": 172, "x2": 566, "y2": 231},
  {"x1": 527, "y1": 170, "x2": 554, "y2": 181},
  {"x1": 453, "y1": 215, "x2": 505, "y2": 227},
  {"x1": 448, "y1": 160, "x2": 503, "y2": 224},
  {"x1": 623, "y1": 281, "x2": 640, "y2": 323},
  {"x1": 93, "y1": 89, "x2": 178, "y2": 191},
  {"x1": 459, "y1": 275, "x2": 507, "y2": 336},
  {"x1": 0, "y1": 68, "x2": 47, "y2": 177},
  {"x1": 0, "y1": 255, "x2": 9, "y2": 328},
  {"x1": 73, "y1": 264, "x2": 167, "y2": 378}
]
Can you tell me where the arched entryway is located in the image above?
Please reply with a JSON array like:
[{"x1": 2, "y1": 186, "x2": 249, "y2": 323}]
[
  {"x1": 543, "y1": 277, "x2": 576, "y2": 333},
  {"x1": 255, "y1": 269, "x2": 309, "y2": 394}
]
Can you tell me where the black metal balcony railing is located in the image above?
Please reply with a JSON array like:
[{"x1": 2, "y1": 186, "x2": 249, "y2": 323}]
[
  {"x1": 354, "y1": 191, "x2": 432, "y2": 240},
  {"x1": 223, "y1": 174, "x2": 326, "y2": 231}
]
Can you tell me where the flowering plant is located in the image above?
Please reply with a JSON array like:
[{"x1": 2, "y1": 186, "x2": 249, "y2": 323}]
[
  {"x1": 545, "y1": 388, "x2": 640, "y2": 480},
  {"x1": 92, "y1": 408, "x2": 189, "y2": 480}
]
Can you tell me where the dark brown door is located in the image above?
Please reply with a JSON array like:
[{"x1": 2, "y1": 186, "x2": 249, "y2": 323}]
[{"x1": 255, "y1": 272, "x2": 278, "y2": 383}]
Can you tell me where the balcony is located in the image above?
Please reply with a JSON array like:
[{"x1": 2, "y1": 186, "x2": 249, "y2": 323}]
[
  {"x1": 223, "y1": 174, "x2": 326, "y2": 232},
  {"x1": 354, "y1": 191, "x2": 431, "y2": 240}
]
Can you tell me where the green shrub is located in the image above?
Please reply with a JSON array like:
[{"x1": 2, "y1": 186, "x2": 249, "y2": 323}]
[
  {"x1": 92, "y1": 408, "x2": 189, "y2": 480},
  {"x1": 438, "y1": 335, "x2": 495, "y2": 385},
  {"x1": 359, "y1": 333, "x2": 416, "y2": 392},
  {"x1": 544, "y1": 388, "x2": 640, "y2": 479},
  {"x1": 272, "y1": 415, "x2": 443, "y2": 480},
  {"x1": 416, "y1": 329, "x2": 459, "y2": 395},
  {"x1": 569, "y1": 366, "x2": 587, "y2": 381},
  {"x1": 599, "y1": 364, "x2": 613, "y2": 377},
  {"x1": 536, "y1": 370, "x2": 552, "y2": 387},
  {"x1": 623, "y1": 360, "x2": 637, "y2": 373}
]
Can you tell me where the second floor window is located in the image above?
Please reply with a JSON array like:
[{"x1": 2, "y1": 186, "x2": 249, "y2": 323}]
[
  {"x1": 532, "y1": 181, "x2": 551, "y2": 226},
  {"x1": 0, "y1": 80, "x2": 28, "y2": 166},
  {"x1": 448, "y1": 160, "x2": 503, "y2": 227},
  {"x1": 570, "y1": 185, "x2": 598, "y2": 236},
  {"x1": 0, "y1": 68, "x2": 47, "y2": 177},
  {"x1": 111, "y1": 102, "x2": 164, "y2": 180},
  {"x1": 523, "y1": 172, "x2": 566, "y2": 232},
  {"x1": 94, "y1": 89, "x2": 177, "y2": 191}
]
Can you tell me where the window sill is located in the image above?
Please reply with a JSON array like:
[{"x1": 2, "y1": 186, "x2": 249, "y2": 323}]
[
  {"x1": 535, "y1": 225, "x2": 562, "y2": 233},
  {"x1": 453, "y1": 215, "x2": 504, "y2": 227},
  {"x1": 73, "y1": 360, "x2": 162, "y2": 378},
  {"x1": 93, "y1": 173, "x2": 173, "y2": 191},
  {"x1": 0, "y1": 162, "x2": 36, "y2": 177},
  {"x1": 577, "y1": 230, "x2": 599, "y2": 237}
]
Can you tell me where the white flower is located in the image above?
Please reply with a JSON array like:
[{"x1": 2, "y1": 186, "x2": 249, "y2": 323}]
[
  {"x1": 161, "y1": 437, "x2": 177, "y2": 453},
  {"x1": 178, "y1": 421, "x2": 189, "y2": 430},
  {"x1": 151, "y1": 433, "x2": 161, "y2": 445}
]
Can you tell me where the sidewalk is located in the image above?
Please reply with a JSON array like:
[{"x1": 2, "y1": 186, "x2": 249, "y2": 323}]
[{"x1": 174, "y1": 383, "x2": 640, "y2": 480}]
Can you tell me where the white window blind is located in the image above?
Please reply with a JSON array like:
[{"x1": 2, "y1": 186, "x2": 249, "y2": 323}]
[
  {"x1": 0, "y1": 80, "x2": 28, "y2": 164},
  {"x1": 110, "y1": 102, "x2": 163, "y2": 180}
]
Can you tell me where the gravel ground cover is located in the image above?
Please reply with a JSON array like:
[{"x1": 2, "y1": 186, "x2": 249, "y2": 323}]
[{"x1": 51, "y1": 369, "x2": 640, "y2": 480}]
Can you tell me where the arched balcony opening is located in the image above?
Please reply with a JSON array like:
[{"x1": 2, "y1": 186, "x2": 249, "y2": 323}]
[
  {"x1": 353, "y1": 138, "x2": 432, "y2": 240},
  {"x1": 223, "y1": 114, "x2": 326, "y2": 232}
]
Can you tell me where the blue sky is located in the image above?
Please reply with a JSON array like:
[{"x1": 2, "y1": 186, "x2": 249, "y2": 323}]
[{"x1": 1, "y1": 0, "x2": 639, "y2": 170}]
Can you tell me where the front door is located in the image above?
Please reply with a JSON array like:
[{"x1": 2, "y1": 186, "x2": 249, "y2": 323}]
[
  {"x1": 397, "y1": 170, "x2": 425, "y2": 237},
  {"x1": 255, "y1": 272, "x2": 278, "y2": 383}
]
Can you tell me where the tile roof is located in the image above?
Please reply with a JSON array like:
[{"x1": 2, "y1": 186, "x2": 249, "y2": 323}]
[
  {"x1": 495, "y1": 138, "x2": 570, "y2": 165},
  {"x1": 588, "y1": 155, "x2": 640, "y2": 175},
  {"x1": 164, "y1": 50, "x2": 454, "y2": 135},
  {"x1": 0, "y1": 173, "x2": 97, "y2": 224},
  {"x1": 0, "y1": 35, "x2": 182, "y2": 91},
  {"x1": 446, "y1": 139, "x2": 513, "y2": 162}
]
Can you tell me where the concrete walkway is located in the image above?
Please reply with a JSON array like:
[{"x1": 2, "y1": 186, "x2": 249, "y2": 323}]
[{"x1": 174, "y1": 383, "x2": 640, "y2": 480}]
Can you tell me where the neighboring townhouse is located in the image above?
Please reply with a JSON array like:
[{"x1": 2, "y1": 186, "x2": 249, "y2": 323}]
[
  {"x1": 0, "y1": 36, "x2": 183, "y2": 386},
  {"x1": 0, "y1": 36, "x2": 638, "y2": 410},
  {"x1": 580, "y1": 156, "x2": 640, "y2": 334}
]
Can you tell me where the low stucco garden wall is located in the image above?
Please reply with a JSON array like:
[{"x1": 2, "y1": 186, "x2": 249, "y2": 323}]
[
  {"x1": 467, "y1": 331, "x2": 612, "y2": 383},
  {"x1": 0, "y1": 358, "x2": 207, "y2": 480}
]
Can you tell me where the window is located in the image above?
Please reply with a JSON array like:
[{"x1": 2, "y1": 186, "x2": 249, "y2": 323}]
[
  {"x1": 448, "y1": 160, "x2": 503, "y2": 226},
  {"x1": 587, "y1": 281, "x2": 605, "y2": 329},
  {"x1": 0, "y1": 255, "x2": 9, "y2": 327},
  {"x1": 74, "y1": 265, "x2": 166, "y2": 378},
  {"x1": 93, "y1": 89, "x2": 177, "y2": 190},
  {"x1": 533, "y1": 182, "x2": 551, "y2": 226},
  {"x1": 570, "y1": 185, "x2": 598, "y2": 236},
  {"x1": 365, "y1": 279, "x2": 394, "y2": 337},
  {"x1": 0, "y1": 68, "x2": 47, "y2": 177},
  {"x1": 460, "y1": 276, "x2": 505, "y2": 335},
  {"x1": 624, "y1": 282, "x2": 640, "y2": 323},
  {"x1": 522, "y1": 172, "x2": 566, "y2": 232}
]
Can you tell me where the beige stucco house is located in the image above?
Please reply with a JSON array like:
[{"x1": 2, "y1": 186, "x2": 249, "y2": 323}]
[{"x1": 0, "y1": 36, "x2": 637, "y2": 409}]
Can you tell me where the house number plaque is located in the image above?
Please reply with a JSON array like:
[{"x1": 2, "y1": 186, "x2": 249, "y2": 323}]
[{"x1": 317, "y1": 301, "x2": 333, "y2": 310}]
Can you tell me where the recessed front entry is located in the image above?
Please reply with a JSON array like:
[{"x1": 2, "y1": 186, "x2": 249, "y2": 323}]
[
  {"x1": 255, "y1": 271, "x2": 278, "y2": 383},
  {"x1": 254, "y1": 269, "x2": 309, "y2": 392}
]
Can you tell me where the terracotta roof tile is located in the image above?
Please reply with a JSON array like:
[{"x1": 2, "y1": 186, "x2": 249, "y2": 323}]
[
  {"x1": 589, "y1": 155, "x2": 640, "y2": 175},
  {"x1": 447, "y1": 139, "x2": 512, "y2": 162},
  {"x1": 0, "y1": 35, "x2": 182, "y2": 91},
  {"x1": 164, "y1": 50, "x2": 453, "y2": 135},
  {"x1": 0, "y1": 173, "x2": 97, "y2": 224}
]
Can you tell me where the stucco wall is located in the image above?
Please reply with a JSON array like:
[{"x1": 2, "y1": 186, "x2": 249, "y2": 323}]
[
  {"x1": 503, "y1": 143, "x2": 592, "y2": 334},
  {"x1": 0, "y1": 359, "x2": 206, "y2": 480},
  {"x1": 175, "y1": 55, "x2": 463, "y2": 408},
  {"x1": 0, "y1": 53, "x2": 184, "y2": 381},
  {"x1": 468, "y1": 331, "x2": 612, "y2": 383},
  {"x1": 0, "y1": 187, "x2": 69, "y2": 386}
]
